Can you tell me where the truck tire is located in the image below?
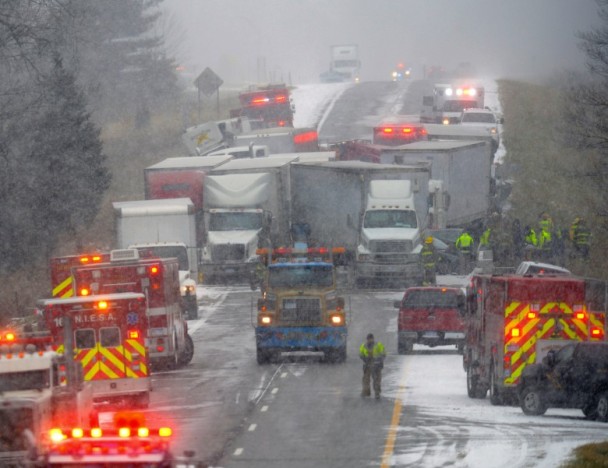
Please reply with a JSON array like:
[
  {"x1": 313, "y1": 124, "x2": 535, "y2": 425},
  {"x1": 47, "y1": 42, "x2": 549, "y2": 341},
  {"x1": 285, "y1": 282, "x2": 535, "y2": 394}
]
[
  {"x1": 397, "y1": 339, "x2": 413, "y2": 355},
  {"x1": 178, "y1": 334, "x2": 194, "y2": 366},
  {"x1": 520, "y1": 386, "x2": 547, "y2": 416},
  {"x1": 582, "y1": 400, "x2": 598, "y2": 420},
  {"x1": 489, "y1": 367, "x2": 503, "y2": 406},
  {"x1": 466, "y1": 365, "x2": 487, "y2": 399},
  {"x1": 596, "y1": 391, "x2": 608, "y2": 422},
  {"x1": 256, "y1": 347, "x2": 271, "y2": 365}
]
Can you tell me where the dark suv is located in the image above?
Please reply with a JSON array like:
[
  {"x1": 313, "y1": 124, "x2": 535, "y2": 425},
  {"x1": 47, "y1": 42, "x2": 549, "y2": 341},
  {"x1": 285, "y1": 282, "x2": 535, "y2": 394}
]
[{"x1": 518, "y1": 342, "x2": 608, "y2": 421}]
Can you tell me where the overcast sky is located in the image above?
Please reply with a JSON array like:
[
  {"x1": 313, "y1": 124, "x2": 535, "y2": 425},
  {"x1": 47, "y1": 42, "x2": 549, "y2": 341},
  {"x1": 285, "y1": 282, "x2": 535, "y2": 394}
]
[{"x1": 163, "y1": 0, "x2": 600, "y2": 85}]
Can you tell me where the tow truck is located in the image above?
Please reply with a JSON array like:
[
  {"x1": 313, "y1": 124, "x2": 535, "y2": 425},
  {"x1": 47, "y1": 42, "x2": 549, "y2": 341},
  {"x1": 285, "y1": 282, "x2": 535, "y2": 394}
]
[
  {"x1": 29, "y1": 412, "x2": 202, "y2": 467},
  {"x1": 230, "y1": 84, "x2": 294, "y2": 128},
  {"x1": 0, "y1": 330, "x2": 96, "y2": 466},
  {"x1": 463, "y1": 274, "x2": 606, "y2": 405},
  {"x1": 254, "y1": 245, "x2": 348, "y2": 364},
  {"x1": 38, "y1": 293, "x2": 152, "y2": 409}
]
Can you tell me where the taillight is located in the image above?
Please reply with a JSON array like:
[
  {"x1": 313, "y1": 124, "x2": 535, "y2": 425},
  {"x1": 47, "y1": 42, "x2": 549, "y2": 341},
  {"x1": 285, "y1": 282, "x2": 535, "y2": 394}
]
[
  {"x1": 293, "y1": 131, "x2": 318, "y2": 144},
  {"x1": 382, "y1": 127, "x2": 394, "y2": 134}
]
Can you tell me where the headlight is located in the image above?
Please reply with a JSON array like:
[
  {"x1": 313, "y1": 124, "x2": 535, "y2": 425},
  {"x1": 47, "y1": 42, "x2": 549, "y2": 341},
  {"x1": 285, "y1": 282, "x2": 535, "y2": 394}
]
[
  {"x1": 490, "y1": 127, "x2": 497, "y2": 134},
  {"x1": 259, "y1": 315, "x2": 273, "y2": 326},
  {"x1": 330, "y1": 314, "x2": 344, "y2": 325},
  {"x1": 442, "y1": 118, "x2": 450, "y2": 125}
]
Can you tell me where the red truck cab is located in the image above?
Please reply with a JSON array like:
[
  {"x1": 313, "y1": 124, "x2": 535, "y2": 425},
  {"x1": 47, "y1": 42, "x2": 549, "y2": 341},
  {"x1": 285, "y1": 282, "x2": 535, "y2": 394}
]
[{"x1": 394, "y1": 286, "x2": 466, "y2": 354}]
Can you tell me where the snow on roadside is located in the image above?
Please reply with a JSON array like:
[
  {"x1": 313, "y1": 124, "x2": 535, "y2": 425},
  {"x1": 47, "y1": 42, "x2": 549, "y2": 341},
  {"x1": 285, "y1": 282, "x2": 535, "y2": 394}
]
[
  {"x1": 481, "y1": 78, "x2": 507, "y2": 166},
  {"x1": 291, "y1": 82, "x2": 352, "y2": 129}
]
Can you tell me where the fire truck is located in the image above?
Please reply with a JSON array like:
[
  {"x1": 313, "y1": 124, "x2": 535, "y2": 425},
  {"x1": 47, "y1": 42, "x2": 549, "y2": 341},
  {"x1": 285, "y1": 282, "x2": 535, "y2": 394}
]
[
  {"x1": 0, "y1": 331, "x2": 96, "y2": 466},
  {"x1": 72, "y1": 249, "x2": 194, "y2": 370},
  {"x1": 420, "y1": 82, "x2": 485, "y2": 124},
  {"x1": 38, "y1": 293, "x2": 152, "y2": 409},
  {"x1": 230, "y1": 84, "x2": 294, "y2": 128},
  {"x1": 30, "y1": 412, "x2": 201, "y2": 467},
  {"x1": 254, "y1": 246, "x2": 348, "y2": 364},
  {"x1": 463, "y1": 274, "x2": 607, "y2": 405}
]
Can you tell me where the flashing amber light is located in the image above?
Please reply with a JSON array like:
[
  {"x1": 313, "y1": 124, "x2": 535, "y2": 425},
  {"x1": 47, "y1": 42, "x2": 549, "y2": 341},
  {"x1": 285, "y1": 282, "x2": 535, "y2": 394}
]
[
  {"x1": 92, "y1": 255, "x2": 102, "y2": 262},
  {"x1": 118, "y1": 427, "x2": 131, "y2": 438},
  {"x1": 527, "y1": 312, "x2": 537, "y2": 319},
  {"x1": 80, "y1": 257, "x2": 90, "y2": 263},
  {"x1": 402, "y1": 127, "x2": 413, "y2": 133},
  {"x1": 5, "y1": 332, "x2": 15, "y2": 341},
  {"x1": 150, "y1": 265, "x2": 159, "y2": 275},
  {"x1": 331, "y1": 315, "x2": 343, "y2": 325},
  {"x1": 129, "y1": 330, "x2": 139, "y2": 339},
  {"x1": 511, "y1": 328, "x2": 520, "y2": 338},
  {"x1": 261, "y1": 316, "x2": 272, "y2": 325},
  {"x1": 71, "y1": 428, "x2": 84, "y2": 438},
  {"x1": 97, "y1": 301, "x2": 108, "y2": 310},
  {"x1": 592, "y1": 328, "x2": 602, "y2": 337},
  {"x1": 80, "y1": 288, "x2": 90, "y2": 296},
  {"x1": 159, "y1": 427, "x2": 172, "y2": 437},
  {"x1": 383, "y1": 127, "x2": 394, "y2": 134},
  {"x1": 49, "y1": 428, "x2": 65, "y2": 443},
  {"x1": 137, "y1": 427, "x2": 150, "y2": 437},
  {"x1": 293, "y1": 131, "x2": 318, "y2": 144},
  {"x1": 91, "y1": 428, "x2": 103, "y2": 438},
  {"x1": 576, "y1": 312, "x2": 585, "y2": 320},
  {"x1": 332, "y1": 247, "x2": 346, "y2": 254}
]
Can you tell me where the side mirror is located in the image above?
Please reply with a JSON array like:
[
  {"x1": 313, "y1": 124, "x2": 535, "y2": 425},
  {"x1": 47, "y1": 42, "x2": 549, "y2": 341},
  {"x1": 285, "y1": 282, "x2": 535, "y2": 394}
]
[{"x1": 393, "y1": 300, "x2": 402, "y2": 309}]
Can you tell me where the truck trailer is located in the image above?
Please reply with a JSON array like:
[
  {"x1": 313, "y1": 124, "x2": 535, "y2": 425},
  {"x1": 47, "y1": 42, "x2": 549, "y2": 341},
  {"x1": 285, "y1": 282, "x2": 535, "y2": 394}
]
[{"x1": 290, "y1": 161, "x2": 431, "y2": 286}]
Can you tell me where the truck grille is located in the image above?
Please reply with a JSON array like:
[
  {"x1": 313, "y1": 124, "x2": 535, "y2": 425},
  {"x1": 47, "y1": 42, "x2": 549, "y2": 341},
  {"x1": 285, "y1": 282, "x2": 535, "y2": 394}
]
[
  {"x1": 211, "y1": 244, "x2": 245, "y2": 262},
  {"x1": 370, "y1": 240, "x2": 413, "y2": 262},
  {"x1": 281, "y1": 298, "x2": 321, "y2": 324}
]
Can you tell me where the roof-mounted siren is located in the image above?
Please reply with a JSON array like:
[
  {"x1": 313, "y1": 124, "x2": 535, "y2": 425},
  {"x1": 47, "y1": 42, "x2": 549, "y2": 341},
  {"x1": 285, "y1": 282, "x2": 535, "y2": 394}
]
[{"x1": 110, "y1": 249, "x2": 140, "y2": 263}]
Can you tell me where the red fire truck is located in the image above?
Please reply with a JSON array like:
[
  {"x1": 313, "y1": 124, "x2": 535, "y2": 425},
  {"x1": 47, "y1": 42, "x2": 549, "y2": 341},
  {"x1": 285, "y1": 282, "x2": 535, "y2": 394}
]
[
  {"x1": 463, "y1": 274, "x2": 606, "y2": 405},
  {"x1": 38, "y1": 293, "x2": 152, "y2": 409},
  {"x1": 231, "y1": 84, "x2": 294, "y2": 128},
  {"x1": 72, "y1": 249, "x2": 194, "y2": 370},
  {"x1": 50, "y1": 253, "x2": 110, "y2": 298}
]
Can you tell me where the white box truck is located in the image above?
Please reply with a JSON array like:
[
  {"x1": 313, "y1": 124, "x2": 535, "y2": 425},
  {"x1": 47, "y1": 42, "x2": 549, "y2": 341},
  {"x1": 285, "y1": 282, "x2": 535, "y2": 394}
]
[{"x1": 290, "y1": 161, "x2": 431, "y2": 286}]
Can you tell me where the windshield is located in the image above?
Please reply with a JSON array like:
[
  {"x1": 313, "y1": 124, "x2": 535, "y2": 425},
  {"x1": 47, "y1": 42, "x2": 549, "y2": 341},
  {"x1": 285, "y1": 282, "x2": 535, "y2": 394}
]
[
  {"x1": 0, "y1": 407, "x2": 33, "y2": 451},
  {"x1": 136, "y1": 245, "x2": 189, "y2": 270},
  {"x1": 403, "y1": 290, "x2": 460, "y2": 308},
  {"x1": 0, "y1": 370, "x2": 50, "y2": 391},
  {"x1": 268, "y1": 264, "x2": 333, "y2": 288},
  {"x1": 364, "y1": 210, "x2": 417, "y2": 228},
  {"x1": 209, "y1": 212, "x2": 264, "y2": 231},
  {"x1": 461, "y1": 112, "x2": 496, "y2": 123}
]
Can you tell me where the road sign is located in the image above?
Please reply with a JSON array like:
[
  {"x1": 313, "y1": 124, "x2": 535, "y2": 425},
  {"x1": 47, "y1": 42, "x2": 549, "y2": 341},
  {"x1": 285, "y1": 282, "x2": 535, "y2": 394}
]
[{"x1": 194, "y1": 67, "x2": 224, "y2": 97}]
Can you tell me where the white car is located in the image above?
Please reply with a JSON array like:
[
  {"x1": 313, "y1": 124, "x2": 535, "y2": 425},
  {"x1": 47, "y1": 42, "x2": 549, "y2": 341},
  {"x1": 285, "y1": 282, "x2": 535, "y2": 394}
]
[{"x1": 459, "y1": 108, "x2": 500, "y2": 153}]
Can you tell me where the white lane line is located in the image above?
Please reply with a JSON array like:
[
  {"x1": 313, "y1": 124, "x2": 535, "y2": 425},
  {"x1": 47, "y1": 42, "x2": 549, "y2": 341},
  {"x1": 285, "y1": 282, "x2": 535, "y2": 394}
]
[
  {"x1": 234, "y1": 448, "x2": 243, "y2": 456},
  {"x1": 253, "y1": 364, "x2": 284, "y2": 405},
  {"x1": 281, "y1": 372, "x2": 288, "y2": 378},
  {"x1": 235, "y1": 392, "x2": 240, "y2": 404},
  {"x1": 261, "y1": 405, "x2": 269, "y2": 412},
  {"x1": 248, "y1": 424, "x2": 257, "y2": 432},
  {"x1": 271, "y1": 387, "x2": 278, "y2": 394}
]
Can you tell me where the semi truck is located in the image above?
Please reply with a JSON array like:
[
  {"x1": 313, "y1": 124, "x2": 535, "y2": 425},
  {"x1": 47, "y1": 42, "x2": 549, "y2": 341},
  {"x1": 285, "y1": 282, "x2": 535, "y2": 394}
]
[
  {"x1": 372, "y1": 140, "x2": 493, "y2": 230},
  {"x1": 254, "y1": 247, "x2": 348, "y2": 364},
  {"x1": 464, "y1": 274, "x2": 606, "y2": 405},
  {"x1": 290, "y1": 161, "x2": 431, "y2": 286},
  {"x1": 321, "y1": 44, "x2": 361, "y2": 83},
  {"x1": 200, "y1": 156, "x2": 296, "y2": 282},
  {"x1": 113, "y1": 198, "x2": 200, "y2": 318},
  {"x1": 420, "y1": 82, "x2": 485, "y2": 124}
]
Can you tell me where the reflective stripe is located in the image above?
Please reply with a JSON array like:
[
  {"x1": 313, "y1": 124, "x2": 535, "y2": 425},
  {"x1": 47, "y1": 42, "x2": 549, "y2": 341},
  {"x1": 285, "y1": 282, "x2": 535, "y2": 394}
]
[{"x1": 52, "y1": 277, "x2": 74, "y2": 298}]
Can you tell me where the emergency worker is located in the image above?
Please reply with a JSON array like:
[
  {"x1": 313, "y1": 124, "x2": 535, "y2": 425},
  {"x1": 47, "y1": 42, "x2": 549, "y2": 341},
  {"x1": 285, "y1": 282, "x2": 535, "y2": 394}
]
[
  {"x1": 455, "y1": 230, "x2": 474, "y2": 274},
  {"x1": 538, "y1": 227, "x2": 552, "y2": 262},
  {"x1": 359, "y1": 333, "x2": 386, "y2": 399},
  {"x1": 523, "y1": 225, "x2": 538, "y2": 260},
  {"x1": 539, "y1": 212, "x2": 554, "y2": 233},
  {"x1": 420, "y1": 236, "x2": 437, "y2": 285},
  {"x1": 570, "y1": 217, "x2": 591, "y2": 259}
]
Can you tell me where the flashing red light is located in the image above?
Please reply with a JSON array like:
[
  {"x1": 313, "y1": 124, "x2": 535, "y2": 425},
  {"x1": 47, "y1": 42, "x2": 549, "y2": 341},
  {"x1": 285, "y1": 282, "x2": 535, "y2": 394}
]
[
  {"x1": 91, "y1": 428, "x2": 102, "y2": 438},
  {"x1": 157, "y1": 345, "x2": 165, "y2": 353},
  {"x1": 150, "y1": 265, "x2": 159, "y2": 275},
  {"x1": 402, "y1": 127, "x2": 413, "y2": 133},
  {"x1": 382, "y1": 127, "x2": 394, "y2": 134},
  {"x1": 80, "y1": 288, "x2": 90, "y2": 296},
  {"x1": 275, "y1": 247, "x2": 291, "y2": 255},
  {"x1": 278, "y1": 120, "x2": 287, "y2": 127},
  {"x1": 293, "y1": 131, "x2": 318, "y2": 145},
  {"x1": 251, "y1": 96, "x2": 269, "y2": 105},
  {"x1": 159, "y1": 427, "x2": 172, "y2": 437},
  {"x1": 118, "y1": 427, "x2": 130, "y2": 438},
  {"x1": 137, "y1": 427, "x2": 150, "y2": 437},
  {"x1": 71, "y1": 428, "x2": 84, "y2": 438},
  {"x1": 275, "y1": 95, "x2": 287, "y2": 102},
  {"x1": 591, "y1": 328, "x2": 602, "y2": 337}
]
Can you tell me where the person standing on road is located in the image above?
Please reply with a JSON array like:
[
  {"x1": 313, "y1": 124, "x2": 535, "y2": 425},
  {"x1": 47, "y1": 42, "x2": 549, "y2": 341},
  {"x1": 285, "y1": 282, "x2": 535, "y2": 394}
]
[
  {"x1": 455, "y1": 230, "x2": 474, "y2": 274},
  {"x1": 359, "y1": 333, "x2": 386, "y2": 399},
  {"x1": 420, "y1": 236, "x2": 438, "y2": 285}
]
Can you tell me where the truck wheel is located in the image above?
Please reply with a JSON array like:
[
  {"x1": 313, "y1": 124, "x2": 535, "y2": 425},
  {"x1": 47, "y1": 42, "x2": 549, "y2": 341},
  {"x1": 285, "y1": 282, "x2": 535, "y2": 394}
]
[
  {"x1": 596, "y1": 391, "x2": 608, "y2": 422},
  {"x1": 582, "y1": 400, "x2": 598, "y2": 420},
  {"x1": 520, "y1": 386, "x2": 547, "y2": 416},
  {"x1": 256, "y1": 347, "x2": 270, "y2": 365},
  {"x1": 466, "y1": 365, "x2": 486, "y2": 399},
  {"x1": 397, "y1": 339, "x2": 413, "y2": 355},
  {"x1": 489, "y1": 367, "x2": 503, "y2": 406},
  {"x1": 178, "y1": 334, "x2": 194, "y2": 366}
]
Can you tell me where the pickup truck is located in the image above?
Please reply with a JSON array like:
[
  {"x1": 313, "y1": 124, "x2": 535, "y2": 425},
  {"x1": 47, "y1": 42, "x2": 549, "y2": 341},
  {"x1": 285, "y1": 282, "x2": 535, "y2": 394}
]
[
  {"x1": 518, "y1": 342, "x2": 608, "y2": 421},
  {"x1": 394, "y1": 287, "x2": 466, "y2": 354}
]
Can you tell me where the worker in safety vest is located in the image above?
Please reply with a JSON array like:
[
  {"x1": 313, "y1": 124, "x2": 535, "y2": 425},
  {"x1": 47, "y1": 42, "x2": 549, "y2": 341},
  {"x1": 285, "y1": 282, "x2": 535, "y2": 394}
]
[
  {"x1": 570, "y1": 217, "x2": 591, "y2": 259},
  {"x1": 523, "y1": 225, "x2": 538, "y2": 260},
  {"x1": 420, "y1": 236, "x2": 437, "y2": 285},
  {"x1": 455, "y1": 230, "x2": 474, "y2": 274},
  {"x1": 359, "y1": 333, "x2": 386, "y2": 399}
]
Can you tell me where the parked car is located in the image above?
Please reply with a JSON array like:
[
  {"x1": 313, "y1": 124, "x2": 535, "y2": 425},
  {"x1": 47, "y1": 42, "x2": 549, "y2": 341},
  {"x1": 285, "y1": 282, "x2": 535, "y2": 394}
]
[
  {"x1": 459, "y1": 107, "x2": 500, "y2": 153},
  {"x1": 518, "y1": 342, "x2": 608, "y2": 421}
]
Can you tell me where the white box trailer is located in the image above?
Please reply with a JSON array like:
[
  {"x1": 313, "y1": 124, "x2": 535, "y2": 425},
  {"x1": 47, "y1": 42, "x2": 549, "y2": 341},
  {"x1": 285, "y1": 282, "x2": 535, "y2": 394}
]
[{"x1": 377, "y1": 140, "x2": 492, "y2": 228}]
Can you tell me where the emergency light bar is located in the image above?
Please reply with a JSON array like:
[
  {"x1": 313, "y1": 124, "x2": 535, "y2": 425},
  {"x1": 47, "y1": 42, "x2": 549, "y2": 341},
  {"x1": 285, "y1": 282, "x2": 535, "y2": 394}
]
[
  {"x1": 293, "y1": 130, "x2": 318, "y2": 145},
  {"x1": 49, "y1": 426, "x2": 172, "y2": 442}
]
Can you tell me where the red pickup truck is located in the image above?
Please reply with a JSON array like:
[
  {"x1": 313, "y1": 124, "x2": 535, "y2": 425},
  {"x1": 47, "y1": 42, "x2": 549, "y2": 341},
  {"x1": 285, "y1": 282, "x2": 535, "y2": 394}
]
[{"x1": 394, "y1": 286, "x2": 466, "y2": 354}]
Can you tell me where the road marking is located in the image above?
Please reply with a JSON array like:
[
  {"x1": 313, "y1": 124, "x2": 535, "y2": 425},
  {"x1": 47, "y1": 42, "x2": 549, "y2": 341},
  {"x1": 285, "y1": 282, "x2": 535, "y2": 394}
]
[
  {"x1": 253, "y1": 364, "x2": 283, "y2": 405},
  {"x1": 281, "y1": 372, "x2": 287, "y2": 378},
  {"x1": 235, "y1": 392, "x2": 240, "y2": 404},
  {"x1": 261, "y1": 405, "x2": 268, "y2": 412},
  {"x1": 233, "y1": 448, "x2": 243, "y2": 456},
  {"x1": 271, "y1": 387, "x2": 278, "y2": 394},
  {"x1": 248, "y1": 424, "x2": 257, "y2": 432},
  {"x1": 380, "y1": 367, "x2": 408, "y2": 468}
]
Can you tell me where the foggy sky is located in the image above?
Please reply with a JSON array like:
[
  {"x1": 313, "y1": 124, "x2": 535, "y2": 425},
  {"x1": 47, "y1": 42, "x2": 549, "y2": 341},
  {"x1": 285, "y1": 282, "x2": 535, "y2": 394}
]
[{"x1": 164, "y1": 0, "x2": 600, "y2": 85}]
